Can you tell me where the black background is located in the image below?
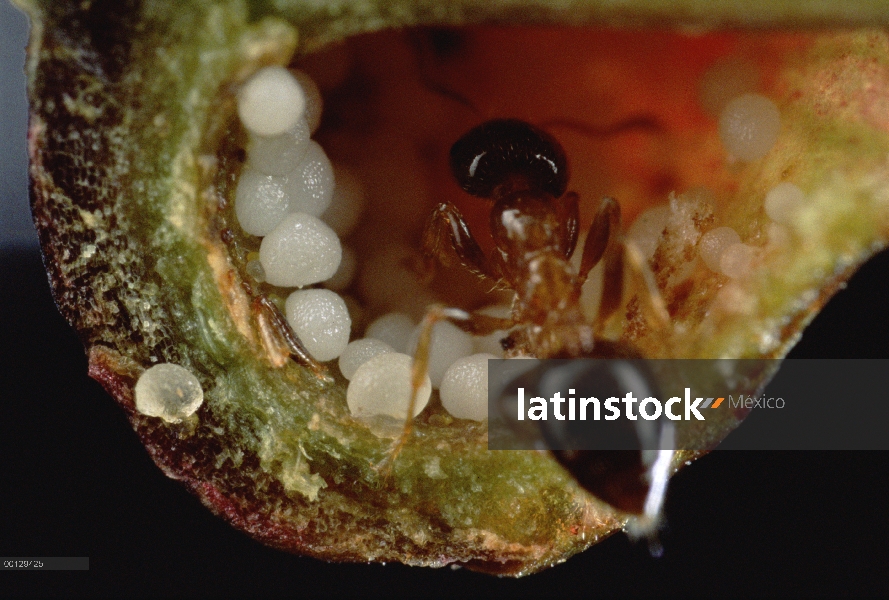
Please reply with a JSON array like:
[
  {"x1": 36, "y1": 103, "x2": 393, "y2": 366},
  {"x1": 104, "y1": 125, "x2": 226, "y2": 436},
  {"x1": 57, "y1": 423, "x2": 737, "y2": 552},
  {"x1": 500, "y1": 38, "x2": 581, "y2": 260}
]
[{"x1": 1, "y1": 247, "x2": 888, "y2": 599}]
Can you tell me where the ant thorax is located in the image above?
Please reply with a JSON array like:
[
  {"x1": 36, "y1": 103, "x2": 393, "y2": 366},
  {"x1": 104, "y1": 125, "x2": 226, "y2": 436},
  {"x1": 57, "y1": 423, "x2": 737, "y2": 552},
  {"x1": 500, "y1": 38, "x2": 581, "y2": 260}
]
[
  {"x1": 489, "y1": 191, "x2": 573, "y2": 258},
  {"x1": 490, "y1": 191, "x2": 583, "y2": 329}
]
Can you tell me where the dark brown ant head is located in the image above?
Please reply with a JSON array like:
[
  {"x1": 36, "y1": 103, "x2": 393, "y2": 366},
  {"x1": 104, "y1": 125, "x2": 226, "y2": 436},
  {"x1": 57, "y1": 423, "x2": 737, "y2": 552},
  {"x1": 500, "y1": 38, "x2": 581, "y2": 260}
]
[{"x1": 449, "y1": 119, "x2": 569, "y2": 200}]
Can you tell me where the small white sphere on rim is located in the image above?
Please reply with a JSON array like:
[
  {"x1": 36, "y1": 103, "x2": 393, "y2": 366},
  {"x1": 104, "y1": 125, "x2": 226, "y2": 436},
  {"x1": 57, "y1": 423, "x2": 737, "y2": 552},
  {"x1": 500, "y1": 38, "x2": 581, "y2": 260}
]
[
  {"x1": 440, "y1": 353, "x2": 496, "y2": 421},
  {"x1": 766, "y1": 222, "x2": 790, "y2": 247},
  {"x1": 237, "y1": 66, "x2": 306, "y2": 138},
  {"x1": 283, "y1": 141, "x2": 335, "y2": 217},
  {"x1": 698, "y1": 226, "x2": 742, "y2": 273},
  {"x1": 408, "y1": 321, "x2": 474, "y2": 389},
  {"x1": 365, "y1": 312, "x2": 415, "y2": 354},
  {"x1": 248, "y1": 118, "x2": 311, "y2": 177},
  {"x1": 719, "y1": 242, "x2": 758, "y2": 278},
  {"x1": 285, "y1": 289, "x2": 351, "y2": 362},
  {"x1": 234, "y1": 167, "x2": 293, "y2": 237},
  {"x1": 135, "y1": 363, "x2": 204, "y2": 423},
  {"x1": 718, "y1": 93, "x2": 781, "y2": 162},
  {"x1": 322, "y1": 166, "x2": 366, "y2": 238},
  {"x1": 259, "y1": 212, "x2": 342, "y2": 288},
  {"x1": 347, "y1": 353, "x2": 431, "y2": 420},
  {"x1": 290, "y1": 69, "x2": 324, "y2": 134},
  {"x1": 339, "y1": 338, "x2": 395, "y2": 380},
  {"x1": 764, "y1": 182, "x2": 805, "y2": 225}
]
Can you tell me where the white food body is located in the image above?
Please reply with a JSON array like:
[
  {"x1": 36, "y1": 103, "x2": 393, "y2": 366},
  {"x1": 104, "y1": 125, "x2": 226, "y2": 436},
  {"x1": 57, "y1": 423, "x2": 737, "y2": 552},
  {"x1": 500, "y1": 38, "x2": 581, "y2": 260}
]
[
  {"x1": 285, "y1": 289, "x2": 351, "y2": 362},
  {"x1": 338, "y1": 338, "x2": 395, "y2": 380},
  {"x1": 248, "y1": 118, "x2": 311, "y2": 177},
  {"x1": 347, "y1": 353, "x2": 432, "y2": 420},
  {"x1": 366, "y1": 312, "x2": 415, "y2": 354},
  {"x1": 440, "y1": 353, "x2": 497, "y2": 421},
  {"x1": 718, "y1": 93, "x2": 781, "y2": 162},
  {"x1": 134, "y1": 363, "x2": 204, "y2": 423},
  {"x1": 237, "y1": 66, "x2": 306, "y2": 137},
  {"x1": 259, "y1": 213, "x2": 342, "y2": 288}
]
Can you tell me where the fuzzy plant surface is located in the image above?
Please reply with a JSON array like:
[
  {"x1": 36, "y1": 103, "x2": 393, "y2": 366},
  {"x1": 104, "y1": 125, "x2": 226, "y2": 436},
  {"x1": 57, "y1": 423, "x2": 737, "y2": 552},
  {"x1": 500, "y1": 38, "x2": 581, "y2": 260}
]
[{"x1": 15, "y1": 0, "x2": 889, "y2": 576}]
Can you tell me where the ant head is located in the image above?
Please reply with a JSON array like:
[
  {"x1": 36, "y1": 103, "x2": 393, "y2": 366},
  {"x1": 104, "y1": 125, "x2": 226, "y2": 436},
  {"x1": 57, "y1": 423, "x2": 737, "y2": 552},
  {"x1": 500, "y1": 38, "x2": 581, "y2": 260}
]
[{"x1": 450, "y1": 119, "x2": 569, "y2": 199}]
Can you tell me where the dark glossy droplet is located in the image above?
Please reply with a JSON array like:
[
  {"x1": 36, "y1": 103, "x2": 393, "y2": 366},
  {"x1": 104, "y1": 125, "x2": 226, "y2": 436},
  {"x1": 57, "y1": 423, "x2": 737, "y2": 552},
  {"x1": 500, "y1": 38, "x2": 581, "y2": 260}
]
[
  {"x1": 495, "y1": 356, "x2": 664, "y2": 515},
  {"x1": 551, "y1": 450, "x2": 649, "y2": 515},
  {"x1": 450, "y1": 119, "x2": 569, "y2": 199}
]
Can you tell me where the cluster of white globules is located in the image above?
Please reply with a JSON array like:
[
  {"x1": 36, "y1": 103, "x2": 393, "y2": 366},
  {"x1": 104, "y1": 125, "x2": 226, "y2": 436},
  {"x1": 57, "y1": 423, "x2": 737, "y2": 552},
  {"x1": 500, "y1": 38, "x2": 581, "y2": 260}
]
[
  {"x1": 697, "y1": 92, "x2": 801, "y2": 282},
  {"x1": 236, "y1": 66, "x2": 358, "y2": 367},
  {"x1": 236, "y1": 67, "x2": 495, "y2": 425},
  {"x1": 626, "y1": 86, "x2": 806, "y2": 317},
  {"x1": 339, "y1": 311, "x2": 505, "y2": 423},
  {"x1": 706, "y1": 93, "x2": 805, "y2": 281}
]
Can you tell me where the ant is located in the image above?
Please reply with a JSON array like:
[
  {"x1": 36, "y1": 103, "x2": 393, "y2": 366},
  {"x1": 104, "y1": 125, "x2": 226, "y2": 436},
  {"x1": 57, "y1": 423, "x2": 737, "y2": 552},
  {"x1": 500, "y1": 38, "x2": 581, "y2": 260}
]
[
  {"x1": 401, "y1": 118, "x2": 675, "y2": 525},
  {"x1": 424, "y1": 118, "x2": 626, "y2": 357}
]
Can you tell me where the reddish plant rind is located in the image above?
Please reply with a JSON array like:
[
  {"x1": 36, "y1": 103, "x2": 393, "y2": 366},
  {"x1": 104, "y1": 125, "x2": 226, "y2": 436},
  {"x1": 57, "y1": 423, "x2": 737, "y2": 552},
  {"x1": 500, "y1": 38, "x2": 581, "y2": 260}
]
[{"x1": 17, "y1": 0, "x2": 889, "y2": 576}]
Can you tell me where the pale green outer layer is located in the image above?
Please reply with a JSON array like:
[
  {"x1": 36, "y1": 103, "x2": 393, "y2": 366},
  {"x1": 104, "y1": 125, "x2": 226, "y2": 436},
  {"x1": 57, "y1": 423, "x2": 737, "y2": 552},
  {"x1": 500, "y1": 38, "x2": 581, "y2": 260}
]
[{"x1": 14, "y1": 0, "x2": 889, "y2": 576}]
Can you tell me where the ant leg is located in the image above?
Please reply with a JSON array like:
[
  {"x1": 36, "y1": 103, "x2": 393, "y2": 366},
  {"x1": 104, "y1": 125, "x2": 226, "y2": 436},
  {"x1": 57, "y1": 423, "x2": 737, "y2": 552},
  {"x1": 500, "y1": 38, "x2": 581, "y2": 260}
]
[
  {"x1": 381, "y1": 305, "x2": 472, "y2": 471},
  {"x1": 597, "y1": 241, "x2": 625, "y2": 326},
  {"x1": 576, "y1": 197, "x2": 624, "y2": 325},
  {"x1": 254, "y1": 295, "x2": 333, "y2": 383},
  {"x1": 555, "y1": 191, "x2": 580, "y2": 259},
  {"x1": 381, "y1": 304, "x2": 515, "y2": 471},
  {"x1": 255, "y1": 299, "x2": 291, "y2": 369},
  {"x1": 448, "y1": 310, "x2": 515, "y2": 336},
  {"x1": 578, "y1": 196, "x2": 620, "y2": 285},
  {"x1": 422, "y1": 202, "x2": 498, "y2": 281}
]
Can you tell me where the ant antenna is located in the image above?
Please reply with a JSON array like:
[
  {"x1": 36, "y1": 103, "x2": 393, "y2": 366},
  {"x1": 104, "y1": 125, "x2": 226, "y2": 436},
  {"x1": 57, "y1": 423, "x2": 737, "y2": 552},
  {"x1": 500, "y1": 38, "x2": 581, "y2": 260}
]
[
  {"x1": 410, "y1": 28, "x2": 484, "y2": 119},
  {"x1": 412, "y1": 28, "x2": 663, "y2": 135},
  {"x1": 539, "y1": 115, "x2": 663, "y2": 139},
  {"x1": 623, "y1": 240, "x2": 672, "y2": 332}
]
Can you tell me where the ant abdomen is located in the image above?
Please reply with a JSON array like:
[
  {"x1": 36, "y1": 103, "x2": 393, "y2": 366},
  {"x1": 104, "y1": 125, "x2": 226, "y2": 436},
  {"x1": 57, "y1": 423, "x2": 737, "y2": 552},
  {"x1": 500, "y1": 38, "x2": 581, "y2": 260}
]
[{"x1": 449, "y1": 119, "x2": 569, "y2": 199}]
